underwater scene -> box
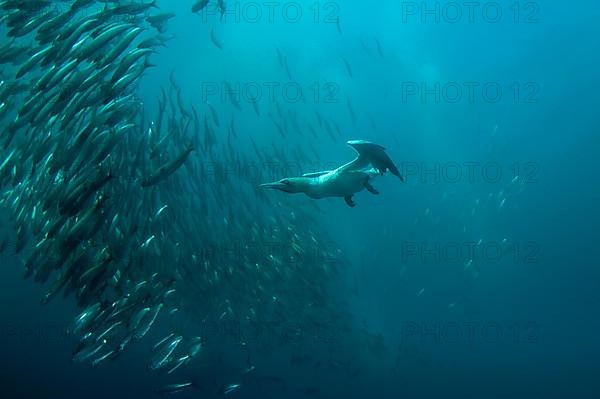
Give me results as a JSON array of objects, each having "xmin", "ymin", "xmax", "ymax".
[{"xmin": 1, "ymin": 0, "xmax": 599, "ymax": 398}]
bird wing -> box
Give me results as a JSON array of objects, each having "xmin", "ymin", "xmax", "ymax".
[
  {"xmin": 302, "ymin": 171, "xmax": 331, "ymax": 178},
  {"xmin": 338, "ymin": 140, "xmax": 404, "ymax": 181}
]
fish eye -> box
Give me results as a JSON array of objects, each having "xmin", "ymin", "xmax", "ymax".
[{"xmin": 281, "ymin": 179, "xmax": 290, "ymax": 185}]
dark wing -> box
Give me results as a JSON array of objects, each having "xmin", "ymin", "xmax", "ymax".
[{"xmin": 340, "ymin": 140, "xmax": 404, "ymax": 181}]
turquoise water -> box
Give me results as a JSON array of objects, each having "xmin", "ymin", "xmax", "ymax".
[{"xmin": 1, "ymin": 0, "xmax": 599, "ymax": 398}]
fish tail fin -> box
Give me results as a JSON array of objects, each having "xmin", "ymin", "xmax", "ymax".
[
  {"xmin": 187, "ymin": 141, "xmax": 195, "ymax": 152},
  {"xmin": 144, "ymin": 58, "xmax": 157, "ymax": 68}
]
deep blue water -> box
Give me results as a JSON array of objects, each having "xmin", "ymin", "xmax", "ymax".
[{"xmin": 1, "ymin": 0, "xmax": 600, "ymax": 398}]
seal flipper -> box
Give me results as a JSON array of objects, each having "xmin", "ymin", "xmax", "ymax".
[
  {"xmin": 364, "ymin": 181, "xmax": 379, "ymax": 195},
  {"xmin": 344, "ymin": 196, "xmax": 356, "ymax": 207}
]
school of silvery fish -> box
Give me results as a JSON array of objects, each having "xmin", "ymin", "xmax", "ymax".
[{"xmin": 0, "ymin": 0, "xmax": 352, "ymax": 394}]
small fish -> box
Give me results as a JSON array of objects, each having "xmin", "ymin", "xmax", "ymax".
[
  {"xmin": 346, "ymin": 97, "xmax": 356, "ymax": 125},
  {"xmin": 219, "ymin": 383, "xmax": 241, "ymax": 395},
  {"xmin": 146, "ymin": 13, "xmax": 176, "ymax": 33},
  {"xmin": 341, "ymin": 57, "xmax": 353, "ymax": 78},
  {"xmin": 154, "ymin": 205, "xmax": 168, "ymax": 219},
  {"xmin": 210, "ymin": 27, "xmax": 223, "ymax": 50},
  {"xmin": 243, "ymin": 365, "xmax": 256, "ymax": 374},
  {"xmin": 157, "ymin": 381, "xmax": 196, "ymax": 395},
  {"xmin": 192, "ymin": 0, "xmax": 210, "ymax": 13},
  {"xmin": 276, "ymin": 48, "xmax": 285, "ymax": 68},
  {"xmin": 141, "ymin": 144, "xmax": 194, "ymax": 187},
  {"xmin": 375, "ymin": 38, "xmax": 385, "ymax": 58},
  {"xmin": 148, "ymin": 335, "xmax": 183, "ymax": 371},
  {"xmin": 217, "ymin": 0, "xmax": 226, "ymax": 19}
]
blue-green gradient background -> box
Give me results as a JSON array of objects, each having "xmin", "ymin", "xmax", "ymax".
[{"xmin": 1, "ymin": 0, "xmax": 599, "ymax": 398}]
